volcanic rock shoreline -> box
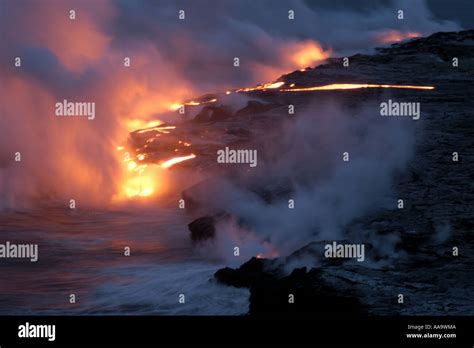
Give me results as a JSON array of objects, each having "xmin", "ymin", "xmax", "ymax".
[{"xmin": 181, "ymin": 30, "xmax": 474, "ymax": 316}]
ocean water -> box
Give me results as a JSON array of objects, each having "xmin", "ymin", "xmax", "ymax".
[{"xmin": 0, "ymin": 206, "xmax": 249, "ymax": 315}]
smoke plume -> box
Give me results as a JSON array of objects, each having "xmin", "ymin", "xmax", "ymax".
[{"xmin": 0, "ymin": 0, "xmax": 460, "ymax": 209}]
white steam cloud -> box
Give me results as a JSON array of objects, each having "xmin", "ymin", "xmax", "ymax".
[{"xmin": 194, "ymin": 100, "xmax": 416, "ymax": 262}]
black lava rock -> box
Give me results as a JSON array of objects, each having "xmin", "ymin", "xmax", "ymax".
[
  {"xmin": 188, "ymin": 216, "xmax": 216, "ymax": 243},
  {"xmin": 234, "ymin": 100, "xmax": 276, "ymax": 117},
  {"xmin": 215, "ymin": 257, "xmax": 277, "ymax": 288},
  {"xmin": 215, "ymin": 259, "xmax": 366, "ymax": 317},
  {"xmin": 193, "ymin": 106, "xmax": 232, "ymax": 123},
  {"xmin": 249, "ymin": 267, "xmax": 365, "ymax": 317}
]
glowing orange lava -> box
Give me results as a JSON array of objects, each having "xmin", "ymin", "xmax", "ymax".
[
  {"xmin": 236, "ymin": 81, "xmax": 285, "ymax": 92},
  {"xmin": 136, "ymin": 125, "xmax": 176, "ymax": 134},
  {"xmin": 115, "ymin": 74, "xmax": 433, "ymax": 201},
  {"xmin": 113, "ymin": 143, "xmax": 158, "ymax": 199},
  {"xmin": 114, "ymin": 114, "xmax": 199, "ymax": 200},
  {"xmin": 125, "ymin": 119, "xmax": 163, "ymax": 132},
  {"xmin": 161, "ymin": 154, "xmax": 196, "ymax": 169},
  {"xmin": 122, "ymin": 175, "xmax": 155, "ymax": 198},
  {"xmin": 280, "ymin": 83, "xmax": 435, "ymax": 92},
  {"xmin": 170, "ymin": 98, "xmax": 217, "ymax": 111},
  {"xmin": 117, "ymin": 153, "xmax": 158, "ymax": 198}
]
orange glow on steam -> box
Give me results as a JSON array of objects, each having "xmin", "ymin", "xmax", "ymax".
[
  {"xmin": 377, "ymin": 30, "xmax": 421, "ymax": 44},
  {"xmin": 289, "ymin": 40, "xmax": 331, "ymax": 68}
]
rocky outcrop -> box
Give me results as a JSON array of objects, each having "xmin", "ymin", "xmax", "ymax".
[
  {"xmin": 215, "ymin": 257, "xmax": 366, "ymax": 316},
  {"xmin": 193, "ymin": 105, "xmax": 232, "ymax": 123},
  {"xmin": 188, "ymin": 216, "xmax": 216, "ymax": 243},
  {"xmin": 215, "ymin": 257, "xmax": 278, "ymax": 288},
  {"xmin": 234, "ymin": 100, "xmax": 277, "ymax": 117},
  {"xmin": 249, "ymin": 267, "xmax": 365, "ymax": 316}
]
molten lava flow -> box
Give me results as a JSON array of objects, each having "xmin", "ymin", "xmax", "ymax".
[
  {"xmin": 114, "ymin": 145, "xmax": 160, "ymax": 199},
  {"xmin": 115, "ymin": 151, "xmax": 196, "ymax": 199},
  {"xmin": 161, "ymin": 154, "xmax": 196, "ymax": 169},
  {"xmin": 377, "ymin": 30, "xmax": 421, "ymax": 44},
  {"xmin": 234, "ymin": 82, "xmax": 434, "ymax": 94},
  {"xmin": 120, "ymin": 162, "xmax": 157, "ymax": 198},
  {"xmin": 170, "ymin": 98, "xmax": 217, "ymax": 111},
  {"xmin": 114, "ymin": 61, "xmax": 432, "ymax": 201},
  {"xmin": 280, "ymin": 83, "xmax": 435, "ymax": 92},
  {"xmin": 136, "ymin": 125, "xmax": 176, "ymax": 134},
  {"xmin": 120, "ymin": 156, "xmax": 156, "ymax": 198},
  {"xmin": 236, "ymin": 81, "xmax": 285, "ymax": 93},
  {"xmin": 199, "ymin": 81, "xmax": 435, "ymax": 101},
  {"xmin": 114, "ymin": 113, "xmax": 199, "ymax": 200},
  {"xmin": 122, "ymin": 174, "xmax": 155, "ymax": 198},
  {"xmin": 125, "ymin": 119, "xmax": 163, "ymax": 132}
]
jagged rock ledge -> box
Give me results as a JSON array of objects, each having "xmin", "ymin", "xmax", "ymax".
[{"xmin": 214, "ymin": 257, "xmax": 366, "ymax": 316}]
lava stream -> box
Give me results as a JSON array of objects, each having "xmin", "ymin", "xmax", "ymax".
[
  {"xmin": 280, "ymin": 83, "xmax": 435, "ymax": 91},
  {"xmin": 170, "ymin": 98, "xmax": 217, "ymax": 111},
  {"xmin": 161, "ymin": 154, "xmax": 196, "ymax": 169},
  {"xmin": 235, "ymin": 81, "xmax": 285, "ymax": 92}
]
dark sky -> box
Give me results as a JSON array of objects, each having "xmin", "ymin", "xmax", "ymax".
[
  {"xmin": 427, "ymin": 0, "xmax": 473, "ymax": 28},
  {"xmin": 304, "ymin": 0, "xmax": 473, "ymax": 29}
]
